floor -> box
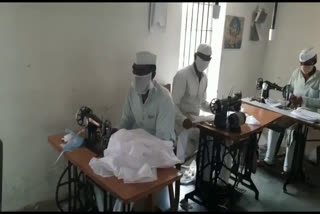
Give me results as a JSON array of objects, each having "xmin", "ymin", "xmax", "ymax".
[{"xmin": 19, "ymin": 143, "xmax": 320, "ymax": 212}]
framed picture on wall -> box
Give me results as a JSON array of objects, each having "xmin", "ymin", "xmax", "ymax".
[{"xmin": 223, "ymin": 15, "xmax": 245, "ymax": 49}]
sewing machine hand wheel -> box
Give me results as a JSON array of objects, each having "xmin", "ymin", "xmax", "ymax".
[
  {"xmin": 75, "ymin": 106, "xmax": 93, "ymax": 127},
  {"xmin": 210, "ymin": 98, "xmax": 220, "ymax": 114},
  {"xmin": 256, "ymin": 78, "xmax": 263, "ymax": 90},
  {"xmin": 282, "ymin": 84, "xmax": 291, "ymax": 100}
]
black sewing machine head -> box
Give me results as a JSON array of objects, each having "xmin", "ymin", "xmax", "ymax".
[
  {"xmin": 255, "ymin": 78, "xmax": 291, "ymax": 104},
  {"xmin": 75, "ymin": 106, "xmax": 112, "ymax": 157},
  {"xmin": 210, "ymin": 92, "xmax": 246, "ymax": 132}
]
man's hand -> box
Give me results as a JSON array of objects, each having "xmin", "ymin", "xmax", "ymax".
[
  {"xmin": 289, "ymin": 95, "xmax": 303, "ymax": 107},
  {"xmin": 183, "ymin": 118, "xmax": 193, "ymax": 129}
]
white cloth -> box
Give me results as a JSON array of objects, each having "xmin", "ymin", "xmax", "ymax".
[
  {"xmin": 291, "ymin": 107, "xmax": 320, "ymax": 123},
  {"xmin": 89, "ymin": 128, "xmax": 181, "ymax": 183},
  {"xmin": 172, "ymin": 65, "xmax": 211, "ymax": 134},
  {"xmin": 245, "ymin": 115, "xmax": 261, "ymax": 126},
  {"xmin": 195, "ymin": 57, "xmax": 210, "ymax": 72},
  {"xmin": 119, "ymin": 81, "xmax": 176, "ymax": 143},
  {"xmin": 299, "ymin": 47, "xmax": 316, "ymax": 62},
  {"xmin": 133, "ymin": 73, "xmax": 153, "ymax": 95},
  {"xmin": 197, "ymin": 44, "xmax": 212, "ymax": 56},
  {"xmin": 190, "ymin": 114, "xmax": 215, "ymax": 123},
  {"xmin": 288, "ymin": 68, "xmax": 320, "ymax": 112},
  {"xmin": 264, "ymin": 128, "xmax": 295, "ymax": 172},
  {"xmin": 264, "ymin": 129, "xmax": 281, "ymax": 165},
  {"xmin": 136, "ymin": 51, "xmax": 157, "ymax": 65}
]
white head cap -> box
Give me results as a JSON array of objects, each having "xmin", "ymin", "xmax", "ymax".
[
  {"xmin": 197, "ymin": 44, "xmax": 212, "ymax": 56},
  {"xmin": 299, "ymin": 47, "xmax": 317, "ymax": 63},
  {"xmin": 136, "ymin": 51, "xmax": 157, "ymax": 65}
]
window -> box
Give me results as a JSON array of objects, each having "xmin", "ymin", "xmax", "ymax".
[{"xmin": 178, "ymin": 2, "xmax": 226, "ymax": 102}]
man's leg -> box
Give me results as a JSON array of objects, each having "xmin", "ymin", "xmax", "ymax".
[
  {"xmin": 264, "ymin": 129, "xmax": 281, "ymax": 165},
  {"xmin": 179, "ymin": 128, "xmax": 200, "ymax": 184},
  {"xmin": 283, "ymin": 124, "xmax": 298, "ymax": 172},
  {"xmin": 283, "ymin": 140, "xmax": 296, "ymax": 172},
  {"xmin": 264, "ymin": 118, "xmax": 296, "ymax": 165}
]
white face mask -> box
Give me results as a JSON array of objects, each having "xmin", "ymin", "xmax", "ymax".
[
  {"xmin": 195, "ymin": 57, "xmax": 210, "ymax": 72},
  {"xmin": 133, "ymin": 73, "xmax": 153, "ymax": 95},
  {"xmin": 300, "ymin": 65, "xmax": 314, "ymax": 74}
]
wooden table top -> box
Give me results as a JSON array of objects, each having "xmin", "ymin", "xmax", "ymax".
[
  {"xmin": 242, "ymin": 97, "xmax": 320, "ymax": 130},
  {"xmin": 48, "ymin": 134, "xmax": 182, "ymax": 204},
  {"xmin": 197, "ymin": 103, "xmax": 283, "ymax": 140}
]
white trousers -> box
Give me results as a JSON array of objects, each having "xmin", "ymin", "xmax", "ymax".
[
  {"xmin": 264, "ymin": 129, "xmax": 295, "ymax": 172},
  {"xmin": 176, "ymin": 128, "xmax": 200, "ymax": 163},
  {"xmin": 93, "ymin": 185, "xmax": 170, "ymax": 211}
]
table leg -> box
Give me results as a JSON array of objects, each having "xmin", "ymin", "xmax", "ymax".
[
  {"xmin": 73, "ymin": 165, "xmax": 78, "ymax": 211},
  {"xmin": 145, "ymin": 194, "xmax": 155, "ymax": 212},
  {"xmin": 68, "ymin": 161, "xmax": 72, "ymax": 212}
]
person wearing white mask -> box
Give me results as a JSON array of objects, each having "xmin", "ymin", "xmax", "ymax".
[
  {"xmin": 94, "ymin": 51, "xmax": 176, "ymax": 211},
  {"xmin": 262, "ymin": 47, "xmax": 320, "ymax": 173},
  {"xmin": 172, "ymin": 44, "xmax": 212, "ymax": 164},
  {"xmin": 172, "ymin": 44, "xmax": 234, "ymax": 187}
]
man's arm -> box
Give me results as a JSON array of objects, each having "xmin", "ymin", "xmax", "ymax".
[
  {"xmin": 118, "ymin": 92, "xmax": 135, "ymax": 129},
  {"xmin": 155, "ymin": 96, "xmax": 176, "ymax": 143},
  {"xmin": 289, "ymin": 69, "xmax": 320, "ymax": 109},
  {"xmin": 301, "ymin": 93, "xmax": 320, "ymax": 109},
  {"xmin": 172, "ymin": 72, "xmax": 188, "ymax": 125}
]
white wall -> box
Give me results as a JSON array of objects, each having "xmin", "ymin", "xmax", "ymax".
[
  {"xmin": 216, "ymin": 3, "xmax": 274, "ymax": 98},
  {"xmin": 0, "ymin": 3, "xmax": 182, "ymax": 210},
  {"xmin": 262, "ymin": 3, "xmax": 320, "ymax": 92}
]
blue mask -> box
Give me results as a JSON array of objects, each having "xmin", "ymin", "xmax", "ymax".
[{"xmin": 54, "ymin": 129, "xmax": 84, "ymax": 164}]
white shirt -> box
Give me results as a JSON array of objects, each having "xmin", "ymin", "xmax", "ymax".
[
  {"xmin": 289, "ymin": 67, "xmax": 320, "ymax": 112},
  {"xmin": 119, "ymin": 80, "xmax": 176, "ymax": 143},
  {"xmin": 172, "ymin": 64, "xmax": 211, "ymax": 133}
]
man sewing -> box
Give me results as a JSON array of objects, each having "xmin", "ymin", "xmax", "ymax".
[
  {"xmin": 94, "ymin": 51, "xmax": 176, "ymax": 211},
  {"xmin": 172, "ymin": 44, "xmax": 212, "ymax": 174},
  {"xmin": 262, "ymin": 47, "xmax": 320, "ymax": 173},
  {"xmin": 172, "ymin": 44, "xmax": 233, "ymax": 187}
]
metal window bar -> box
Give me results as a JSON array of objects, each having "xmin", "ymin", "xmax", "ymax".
[{"xmin": 181, "ymin": 2, "xmax": 214, "ymax": 68}]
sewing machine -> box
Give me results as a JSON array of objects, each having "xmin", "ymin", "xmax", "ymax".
[
  {"xmin": 75, "ymin": 106, "xmax": 112, "ymax": 156},
  {"xmin": 254, "ymin": 78, "xmax": 291, "ymax": 107},
  {"xmin": 210, "ymin": 92, "xmax": 246, "ymax": 132}
]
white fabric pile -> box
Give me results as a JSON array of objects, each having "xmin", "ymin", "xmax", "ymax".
[
  {"xmin": 291, "ymin": 107, "xmax": 320, "ymax": 123},
  {"xmin": 190, "ymin": 114, "xmax": 215, "ymax": 123},
  {"xmin": 89, "ymin": 128, "xmax": 181, "ymax": 183}
]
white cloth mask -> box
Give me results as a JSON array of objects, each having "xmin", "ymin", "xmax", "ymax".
[
  {"xmin": 133, "ymin": 73, "xmax": 153, "ymax": 95},
  {"xmin": 301, "ymin": 65, "xmax": 314, "ymax": 74},
  {"xmin": 195, "ymin": 57, "xmax": 210, "ymax": 72}
]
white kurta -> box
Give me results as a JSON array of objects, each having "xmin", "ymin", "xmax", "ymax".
[
  {"xmin": 172, "ymin": 64, "xmax": 211, "ymax": 162},
  {"xmin": 172, "ymin": 64, "xmax": 211, "ymax": 134},
  {"xmin": 265, "ymin": 67, "xmax": 320, "ymax": 172}
]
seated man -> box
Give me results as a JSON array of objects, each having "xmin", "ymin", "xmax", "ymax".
[
  {"xmin": 94, "ymin": 51, "xmax": 176, "ymax": 211},
  {"xmin": 263, "ymin": 47, "xmax": 320, "ymax": 173},
  {"xmin": 172, "ymin": 44, "xmax": 212, "ymax": 164},
  {"xmin": 172, "ymin": 44, "xmax": 232, "ymax": 185}
]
